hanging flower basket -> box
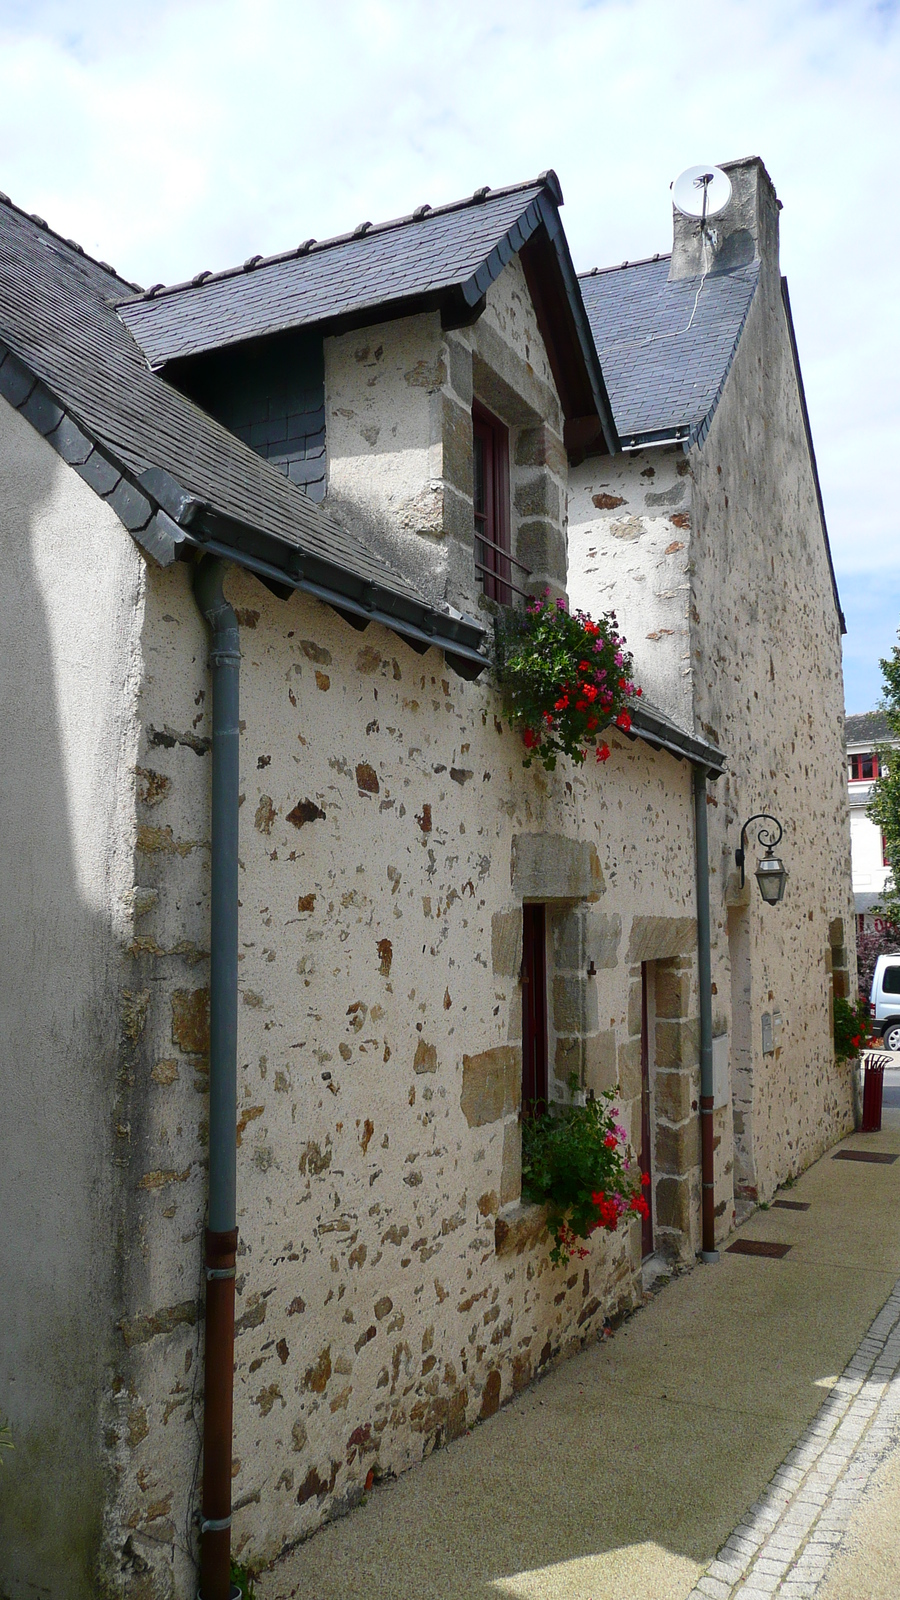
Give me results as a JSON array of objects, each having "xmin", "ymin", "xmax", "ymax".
[
  {"xmin": 492, "ymin": 594, "xmax": 641, "ymax": 772},
  {"xmin": 521, "ymin": 1088, "xmax": 649, "ymax": 1266}
]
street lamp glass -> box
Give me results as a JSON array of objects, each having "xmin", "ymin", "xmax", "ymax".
[{"xmin": 755, "ymin": 854, "xmax": 787, "ymax": 904}]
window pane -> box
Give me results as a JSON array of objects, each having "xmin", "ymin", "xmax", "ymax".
[{"xmin": 883, "ymin": 964, "xmax": 900, "ymax": 994}]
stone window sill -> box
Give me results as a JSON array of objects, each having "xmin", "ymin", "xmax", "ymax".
[{"xmin": 494, "ymin": 1200, "xmax": 549, "ymax": 1257}]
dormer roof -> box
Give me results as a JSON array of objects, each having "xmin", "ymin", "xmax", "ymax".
[{"xmin": 117, "ymin": 174, "xmax": 618, "ymax": 459}]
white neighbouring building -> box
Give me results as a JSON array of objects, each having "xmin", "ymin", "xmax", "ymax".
[{"xmin": 845, "ymin": 710, "xmax": 898, "ymax": 933}]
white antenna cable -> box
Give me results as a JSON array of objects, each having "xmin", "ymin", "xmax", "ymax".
[{"xmin": 656, "ymin": 164, "xmax": 734, "ymax": 340}]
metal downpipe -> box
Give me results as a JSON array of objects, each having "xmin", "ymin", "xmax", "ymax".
[
  {"xmin": 193, "ymin": 555, "xmax": 241, "ymax": 1600},
  {"xmin": 693, "ymin": 764, "xmax": 720, "ymax": 1264}
]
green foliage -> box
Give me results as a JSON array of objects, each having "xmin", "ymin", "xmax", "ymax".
[
  {"xmin": 867, "ymin": 633, "xmax": 900, "ymax": 923},
  {"xmin": 492, "ymin": 594, "xmax": 640, "ymax": 772},
  {"xmin": 230, "ymin": 1560, "xmax": 257, "ymax": 1599},
  {"xmin": 833, "ymin": 994, "xmax": 871, "ymax": 1060},
  {"xmin": 520, "ymin": 1087, "xmax": 648, "ymax": 1265}
]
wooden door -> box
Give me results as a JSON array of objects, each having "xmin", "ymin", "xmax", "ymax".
[
  {"xmin": 521, "ymin": 904, "xmax": 548, "ymax": 1117},
  {"xmin": 640, "ymin": 964, "xmax": 654, "ymax": 1257}
]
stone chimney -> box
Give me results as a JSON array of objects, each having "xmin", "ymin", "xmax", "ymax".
[{"xmin": 668, "ymin": 156, "xmax": 781, "ymax": 281}]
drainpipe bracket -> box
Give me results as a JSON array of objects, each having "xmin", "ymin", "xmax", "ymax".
[{"xmin": 700, "ymin": 1250, "xmax": 721, "ymax": 1264}]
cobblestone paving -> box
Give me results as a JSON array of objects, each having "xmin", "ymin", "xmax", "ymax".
[{"xmin": 687, "ymin": 1279, "xmax": 900, "ymax": 1600}]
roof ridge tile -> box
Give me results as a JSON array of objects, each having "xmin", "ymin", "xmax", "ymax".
[{"xmin": 116, "ymin": 174, "xmax": 555, "ymax": 307}]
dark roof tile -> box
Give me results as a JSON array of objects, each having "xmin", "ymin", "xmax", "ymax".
[
  {"xmin": 578, "ymin": 255, "xmax": 759, "ymax": 441},
  {"xmin": 116, "ymin": 181, "xmax": 548, "ymax": 366},
  {"xmin": 0, "ymin": 199, "xmax": 431, "ymax": 613}
]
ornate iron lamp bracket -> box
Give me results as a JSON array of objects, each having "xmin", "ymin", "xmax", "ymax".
[{"xmin": 735, "ymin": 813, "xmax": 784, "ymax": 889}]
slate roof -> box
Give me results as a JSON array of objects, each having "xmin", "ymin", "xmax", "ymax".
[
  {"xmin": 118, "ymin": 181, "xmax": 551, "ymax": 365},
  {"xmin": 115, "ymin": 175, "xmax": 617, "ymax": 457},
  {"xmin": 846, "ymin": 712, "xmax": 894, "ymax": 747},
  {"xmin": 0, "ymin": 193, "xmax": 486, "ymax": 671},
  {"xmin": 578, "ymin": 255, "xmax": 759, "ymax": 444}
]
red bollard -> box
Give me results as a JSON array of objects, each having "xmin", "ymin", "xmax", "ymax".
[{"xmin": 861, "ymin": 1050, "xmax": 885, "ymax": 1133}]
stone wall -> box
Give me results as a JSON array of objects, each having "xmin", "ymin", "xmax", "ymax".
[
  {"xmin": 104, "ymin": 556, "xmax": 702, "ymax": 1591},
  {"xmin": 324, "ymin": 255, "xmax": 567, "ymax": 620},
  {"xmin": 569, "ymin": 156, "xmax": 855, "ymax": 1236},
  {"xmin": 690, "ymin": 160, "xmax": 855, "ymax": 1199}
]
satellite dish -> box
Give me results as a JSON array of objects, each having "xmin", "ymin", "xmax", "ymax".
[{"xmin": 671, "ymin": 165, "xmax": 732, "ymax": 220}]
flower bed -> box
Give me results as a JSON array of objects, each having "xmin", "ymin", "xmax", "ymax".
[
  {"xmin": 492, "ymin": 593, "xmax": 640, "ymax": 772},
  {"xmin": 521, "ymin": 1088, "xmax": 649, "ymax": 1265}
]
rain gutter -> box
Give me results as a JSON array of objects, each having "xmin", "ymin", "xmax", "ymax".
[
  {"xmin": 193, "ymin": 555, "xmax": 242, "ymax": 1600},
  {"xmin": 693, "ymin": 764, "xmax": 720, "ymax": 1263}
]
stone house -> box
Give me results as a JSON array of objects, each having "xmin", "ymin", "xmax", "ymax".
[{"xmin": 0, "ymin": 159, "xmax": 851, "ymax": 1599}]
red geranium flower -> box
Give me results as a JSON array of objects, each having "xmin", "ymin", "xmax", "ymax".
[
  {"xmin": 596, "ymin": 743, "xmax": 611, "ymax": 763},
  {"xmin": 641, "ymin": 1172, "xmax": 650, "ymax": 1186},
  {"xmin": 615, "ymin": 710, "xmax": 632, "ymax": 732},
  {"xmin": 522, "ymin": 728, "xmax": 539, "ymax": 749},
  {"xmin": 555, "ymin": 696, "xmax": 569, "ymax": 712}
]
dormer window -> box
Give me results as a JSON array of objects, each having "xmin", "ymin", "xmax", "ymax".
[{"xmin": 473, "ymin": 402, "xmax": 511, "ymax": 605}]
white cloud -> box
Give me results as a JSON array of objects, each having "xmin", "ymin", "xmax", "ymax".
[{"xmin": 0, "ymin": 0, "xmax": 897, "ymax": 700}]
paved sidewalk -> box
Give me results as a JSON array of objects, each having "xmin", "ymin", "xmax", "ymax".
[
  {"xmin": 259, "ymin": 1111, "xmax": 900, "ymax": 1600},
  {"xmin": 685, "ymin": 1277, "xmax": 900, "ymax": 1598}
]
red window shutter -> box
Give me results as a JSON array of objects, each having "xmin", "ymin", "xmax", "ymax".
[
  {"xmin": 521, "ymin": 903, "xmax": 548, "ymax": 1117},
  {"xmin": 473, "ymin": 403, "xmax": 511, "ymax": 606}
]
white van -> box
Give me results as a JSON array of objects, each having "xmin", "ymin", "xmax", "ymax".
[{"xmin": 869, "ymin": 955, "xmax": 900, "ymax": 1051}]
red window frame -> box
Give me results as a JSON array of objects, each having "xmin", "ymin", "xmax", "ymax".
[
  {"xmin": 521, "ymin": 903, "xmax": 548, "ymax": 1118},
  {"xmin": 850, "ymin": 752, "xmax": 879, "ymax": 782},
  {"xmin": 473, "ymin": 402, "xmax": 512, "ymax": 606}
]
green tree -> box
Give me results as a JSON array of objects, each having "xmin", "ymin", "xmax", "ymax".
[{"xmin": 867, "ymin": 634, "xmax": 900, "ymax": 925}]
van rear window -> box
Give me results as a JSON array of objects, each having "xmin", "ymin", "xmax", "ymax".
[{"xmin": 883, "ymin": 965, "xmax": 900, "ymax": 994}]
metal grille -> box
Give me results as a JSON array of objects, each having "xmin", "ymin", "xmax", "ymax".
[
  {"xmin": 727, "ymin": 1239, "xmax": 792, "ymax": 1259},
  {"xmin": 833, "ymin": 1150, "xmax": 898, "ymax": 1164}
]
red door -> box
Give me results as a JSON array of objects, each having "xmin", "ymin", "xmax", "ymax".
[
  {"xmin": 521, "ymin": 904, "xmax": 548, "ymax": 1117},
  {"xmin": 640, "ymin": 964, "xmax": 654, "ymax": 1257}
]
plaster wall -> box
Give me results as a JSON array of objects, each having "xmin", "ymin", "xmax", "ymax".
[
  {"xmin": 849, "ymin": 796, "xmax": 888, "ymax": 894},
  {"xmin": 111, "ymin": 556, "xmax": 703, "ymax": 1590},
  {"xmin": 0, "ymin": 397, "xmax": 145, "ymax": 1599},
  {"xmin": 568, "ymin": 445, "xmax": 694, "ymax": 729}
]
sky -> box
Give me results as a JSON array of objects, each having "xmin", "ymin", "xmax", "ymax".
[{"xmin": 0, "ymin": 0, "xmax": 897, "ymax": 711}]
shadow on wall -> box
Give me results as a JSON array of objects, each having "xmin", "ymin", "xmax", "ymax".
[{"xmin": 0, "ymin": 401, "xmax": 138, "ymax": 1598}]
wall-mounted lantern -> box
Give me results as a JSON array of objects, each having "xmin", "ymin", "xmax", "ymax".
[{"xmin": 736, "ymin": 813, "xmax": 788, "ymax": 904}]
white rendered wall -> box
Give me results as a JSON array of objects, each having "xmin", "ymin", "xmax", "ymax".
[{"xmin": 0, "ymin": 396, "xmax": 145, "ymax": 1599}]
